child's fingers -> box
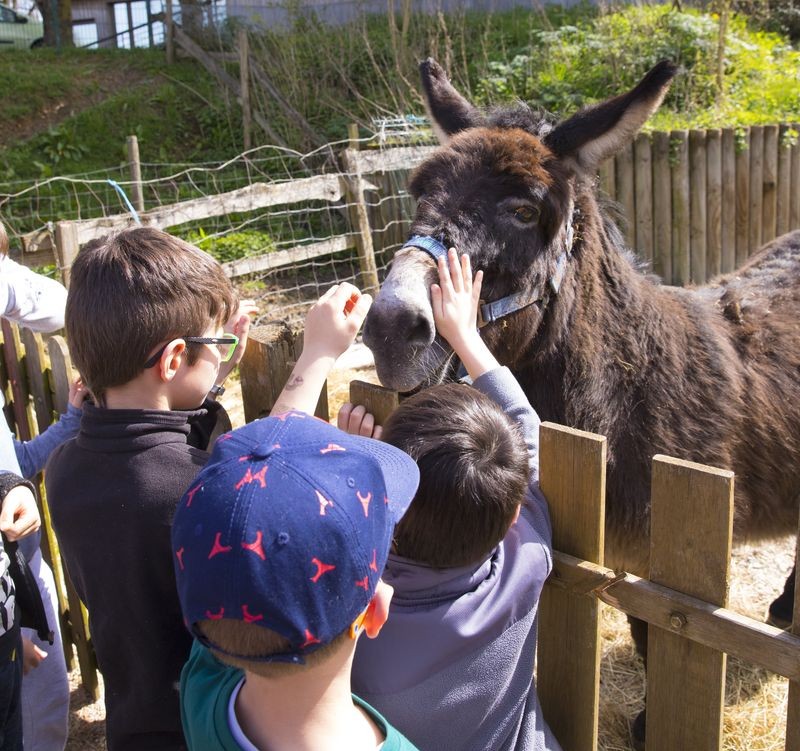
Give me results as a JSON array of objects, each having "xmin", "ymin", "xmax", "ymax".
[
  {"xmin": 461, "ymin": 253, "xmax": 472, "ymax": 292},
  {"xmin": 472, "ymin": 269, "xmax": 484, "ymax": 304},
  {"xmin": 337, "ymin": 402, "xmax": 354, "ymax": 432},
  {"xmin": 317, "ymin": 284, "xmax": 342, "ymax": 305},
  {"xmin": 347, "ymin": 293, "xmax": 372, "ymax": 327},
  {"xmin": 344, "ymin": 404, "xmax": 369, "ymax": 436},
  {"xmin": 372, "ymin": 424, "xmax": 383, "ymax": 441},
  {"xmin": 430, "ymin": 283, "xmax": 443, "ymax": 321},
  {"xmin": 448, "ymin": 248, "xmax": 463, "ymax": 293},
  {"xmin": 437, "ymin": 256, "xmax": 454, "ymax": 299}
]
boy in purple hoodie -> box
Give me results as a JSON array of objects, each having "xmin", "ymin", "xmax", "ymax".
[{"xmin": 348, "ymin": 248, "xmax": 562, "ymax": 751}]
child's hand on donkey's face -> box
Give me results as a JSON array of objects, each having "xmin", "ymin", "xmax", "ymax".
[
  {"xmin": 431, "ymin": 248, "xmax": 483, "ymax": 350},
  {"xmin": 304, "ymin": 283, "xmax": 372, "ymax": 362},
  {"xmin": 337, "ymin": 402, "xmax": 382, "ymax": 440}
]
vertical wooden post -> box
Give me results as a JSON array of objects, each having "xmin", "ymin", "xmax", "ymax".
[
  {"xmin": 791, "ymin": 123, "xmax": 800, "ymax": 231},
  {"xmin": 615, "ymin": 143, "xmax": 636, "ymax": 250},
  {"xmin": 671, "ymin": 131, "xmax": 690, "ymax": 286},
  {"xmin": 342, "ymin": 128, "xmax": 380, "ymax": 295},
  {"xmin": 720, "ymin": 128, "xmax": 736, "ymax": 273},
  {"xmin": 748, "ymin": 126, "xmax": 764, "ymax": 253},
  {"xmin": 706, "ymin": 129, "xmax": 722, "ymax": 279},
  {"xmin": 54, "ymin": 221, "xmax": 79, "ymax": 287},
  {"xmin": 238, "ymin": 323, "xmax": 328, "ymax": 423},
  {"xmin": 762, "ymin": 124, "xmax": 779, "ymax": 244},
  {"xmin": 777, "ymin": 124, "xmax": 792, "ymax": 237},
  {"xmin": 165, "ymin": 0, "xmax": 174, "ymax": 64},
  {"xmin": 651, "ymin": 131, "xmax": 672, "ymax": 282},
  {"xmin": 735, "ymin": 127, "xmax": 751, "ymax": 267},
  {"xmin": 538, "ymin": 424, "xmax": 606, "ymax": 751},
  {"xmin": 238, "ymin": 27, "xmax": 252, "ymax": 152},
  {"xmin": 786, "ymin": 515, "xmax": 800, "ymax": 750},
  {"xmin": 689, "ymin": 130, "xmax": 707, "ymax": 283},
  {"xmin": 349, "ymin": 380, "xmax": 399, "ymax": 427},
  {"xmin": 0, "ymin": 320, "xmax": 32, "ymax": 442},
  {"xmin": 634, "ymin": 133, "xmax": 654, "ymax": 266},
  {"xmin": 126, "ymin": 135, "xmax": 145, "ymax": 214},
  {"xmin": 646, "ymin": 456, "xmax": 733, "ymax": 751}
]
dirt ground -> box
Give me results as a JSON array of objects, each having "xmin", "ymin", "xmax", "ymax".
[{"xmin": 63, "ymin": 353, "xmax": 797, "ymax": 750}]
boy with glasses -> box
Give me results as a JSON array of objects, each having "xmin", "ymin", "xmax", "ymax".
[{"xmin": 45, "ymin": 227, "xmax": 252, "ymax": 751}]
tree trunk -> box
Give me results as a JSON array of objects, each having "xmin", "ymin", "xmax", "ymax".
[{"xmin": 35, "ymin": 0, "xmax": 73, "ymax": 47}]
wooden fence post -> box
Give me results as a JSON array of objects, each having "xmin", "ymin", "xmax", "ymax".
[
  {"xmin": 54, "ymin": 221, "xmax": 79, "ymax": 288},
  {"xmin": 165, "ymin": 0, "xmax": 174, "ymax": 64},
  {"xmin": 748, "ymin": 126, "xmax": 764, "ymax": 253},
  {"xmin": 46, "ymin": 335, "xmax": 100, "ymax": 700},
  {"xmin": 706, "ymin": 129, "xmax": 722, "ymax": 279},
  {"xmin": 762, "ymin": 125, "xmax": 779, "ymax": 244},
  {"xmin": 791, "ymin": 123, "xmax": 800, "ymax": 231},
  {"xmin": 645, "ymin": 456, "xmax": 734, "ymax": 750},
  {"xmin": 349, "ymin": 380, "xmax": 399, "ymax": 427},
  {"xmin": 689, "ymin": 130, "xmax": 707, "ymax": 283},
  {"xmin": 720, "ymin": 128, "xmax": 736, "ymax": 273},
  {"xmin": 237, "ymin": 28, "xmax": 252, "ymax": 152},
  {"xmin": 670, "ymin": 130, "xmax": 690, "ymax": 286},
  {"xmin": 634, "ymin": 133, "xmax": 653, "ymax": 266},
  {"xmin": 735, "ymin": 127, "xmax": 751, "ymax": 267},
  {"xmin": 343, "ymin": 126, "xmax": 380, "ymax": 295},
  {"xmin": 616, "ymin": 143, "xmax": 636, "ymax": 250},
  {"xmin": 777, "ymin": 124, "xmax": 792, "ymax": 237},
  {"xmin": 786, "ymin": 522, "xmax": 800, "ymax": 750},
  {"xmin": 126, "ymin": 135, "xmax": 145, "ymax": 214},
  {"xmin": 651, "ymin": 131, "xmax": 671, "ymax": 282},
  {"xmin": 238, "ymin": 323, "xmax": 328, "ymax": 423},
  {"xmin": 538, "ymin": 423, "xmax": 607, "ymax": 751}
]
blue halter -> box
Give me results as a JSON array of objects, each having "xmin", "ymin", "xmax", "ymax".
[{"xmin": 400, "ymin": 224, "xmax": 574, "ymax": 328}]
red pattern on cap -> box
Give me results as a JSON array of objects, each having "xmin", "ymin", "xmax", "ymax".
[
  {"xmin": 357, "ymin": 490, "xmax": 372, "ymax": 517},
  {"xmin": 355, "ymin": 576, "xmax": 369, "ymax": 590},
  {"xmin": 315, "ymin": 490, "xmax": 333, "ymax": 516},
  {"xmin": 185, "ymin": 484, "xmax": 202, "ymax": 507},
  {"xmin": 310, "ymin": 557, "xmax": 336, "ymax": 583},
  {"xmin": 320, "ymin": 443, "xmax": 346, "ymax": 454},
  {"xmin": 242, "ymin": 604, "xmax": 264, "ymax": 623},
  {"xmin": 235, "ymin": 465, "xmax": 268, "ymax": 490},
  {"xmin": 301, "ymin": 629, "xmax": 320, "ymax": 648},
  {"xmin": 241, "ymin": 530, "xmax": 266, "ymax": 560},
  {"xmin": 208, "ymin": 532, "xmax": 233, "ymax": 559},
  {"xmin": 206, "ymin": 607, "xmax": 225, "ymax": 620},
  {"xmin": 369, "ymin": 549, "xmax": 378, "ymax": 573},
  {"xmin": 175, "ymin": 547, "xmax": 185, "ymax": 570}
]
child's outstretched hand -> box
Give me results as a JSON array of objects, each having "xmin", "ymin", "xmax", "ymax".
[
  {"xmin": 303, "ymin": 283, "xmax": 372, "ymax": 363},
  {"xmin": 216, "ymin": 299, "xmax": 258, "ymax": 384},
  {"xmin": 0, "ymin": 484, "xmax": 40, "ymax": 542},
  {"xmin": 337, "ymin": 403, "xmax": 382, "ymax": 440},
  {"xmin": 431, "ymin": 248, "xmax": 499, "ymax": 381},
  {"xmin": 68, "ymin": 377, "xmax": 89, "ymax": 409}
]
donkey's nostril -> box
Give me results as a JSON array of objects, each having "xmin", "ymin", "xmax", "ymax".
[{"xmin": 407, "ymin": 311, "xmax": 434, "ymax": 348}]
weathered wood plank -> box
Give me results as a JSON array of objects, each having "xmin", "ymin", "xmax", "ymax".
[
  {"xmin": 0, "ymin": 319, "xmax": 32, "ymax": 441},
  {"xmin": 749, "ymin": 126, "xmax": 764, "ymax": 253},
  {"xmin": 735, "ymin": 127, "xmax": 751, "ymax": 267},
  {"xmin": 615, "ymin": 143, "xmax": 636, "ymax": 250},
  {"xmin": 538, "ymin": 423, "xmax": 606, "ymax": 751},
  {"xmin": 671, "ymin": 131, "xmax": 691, "ymax": 286},
  {"xmin": 69, "ymin": 176, "xmax": 344, "ymax": 245},
  {"xmin": 706, "ymin": 129, "xmax": 722, "ymax": 279},
  {"xmin": 777, "ymin": 124, "xmax": 792, "ymax": 236},
  {"xmin": 348, "ymin": 380, "xmax": 400, "ymax": 427},
  {"xmin": 689, "ymin": 130, "xmax": 708, "ymax": 283},
  {"xmin": 549, "ymin": 552, "xmax": 800, "ymax": 681},
  {"xmin": 721, "ymin": 128, "xmax": 736, "ymax": 273},
  {"xmin": 634, "ymin": 133, "xmax": 654, "ymax": 265},
  {"xmin": 762, "ymin": 124, "xmax": 779, "ymax": 244},
  {"xmin": 652, "ymin": 131, "xmax": 672, "ymax": 282},
  {"xmin": 352, "ymin": 145, "xmax": 439, "ymax": 175},
  {"xmin": 222, "ymin": 235, "xmax": 354, "ymax": 278},
  {"xmin": 646, "ymin": 456, "xmax": 733, "ymax": 751},
  {"xmin": 791, "ymin": 123, "xmax": 800, "ymax": 231},
  {"xmin": 54, "ymin": 222, "xmax": 79, "ymax": 288},
  {"xmin": 343, "ymin": 140, "xmax": 380, "ymax": 294},
  {"xmin": 785, "ymin": 526, "xmax": 800, "ymax": 749}
]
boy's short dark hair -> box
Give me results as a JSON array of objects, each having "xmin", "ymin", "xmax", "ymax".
[
  {"xmin": 66, "ymin": 227, "xmax": 237, "ymax": 399},
  {"xmin": 383, "ymin": 383, "xmax": 529, "ymax": 568}
]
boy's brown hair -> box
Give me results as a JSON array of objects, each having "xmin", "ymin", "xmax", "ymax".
[
  {"xmin": 383, "ymin": 382, "xmax": 528, "ymax": 568},
  {"xmin": 66, "ymin": 227, "xmax": 237, "ymax": 400},
  {"xmin": 198, "ymin": 620, "xmax": 350, "ymax": 679}
]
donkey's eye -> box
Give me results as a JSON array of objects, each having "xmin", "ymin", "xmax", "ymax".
[{"xmin": 513, "ymin": 206, "xmax": 539, "ymax": 224}]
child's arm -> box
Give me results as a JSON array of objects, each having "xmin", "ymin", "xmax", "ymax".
[
  {"xmin": 15, "ymin": 377, "xmax": 87, "ymax": 479},
  {"xmin": 271, "ymin": 283, "xmax": 371, "ymax": 416}
]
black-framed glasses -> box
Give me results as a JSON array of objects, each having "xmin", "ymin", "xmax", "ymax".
[{"xmin": 143, "ymin": 335, "xmax": 240, "ymax": 369}]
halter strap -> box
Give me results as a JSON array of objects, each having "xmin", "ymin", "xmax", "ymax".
[{"xmin": 401, "ymin": 217, "xmax": 575, "ymax": 328}]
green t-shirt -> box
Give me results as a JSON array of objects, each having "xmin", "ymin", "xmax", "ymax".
[{"xmin": 180, "ymin": 640, "xmax": 420, "ymax": 751}]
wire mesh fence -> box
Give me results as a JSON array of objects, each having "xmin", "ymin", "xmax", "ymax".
[{"xmin": 0, "ymin": 124, "xmax": 437, "ymax": 326}]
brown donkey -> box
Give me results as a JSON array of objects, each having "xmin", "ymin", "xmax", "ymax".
[{"xmin": 362, "ymin": 58, "xmax": 800, "ymax": 738}]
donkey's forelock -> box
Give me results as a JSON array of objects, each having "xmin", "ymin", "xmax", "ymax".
[{"xmin": 485, "ymin": 102, "xmax": 557, "ymax": 140}]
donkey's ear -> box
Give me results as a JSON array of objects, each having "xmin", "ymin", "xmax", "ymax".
[
  {"xmin": 420, "ymin": 58, "xmax": 484, "ymax": 144},
  {"xmin": 543, "ymin": 61, "xmax": 678, "ymax": 171}
]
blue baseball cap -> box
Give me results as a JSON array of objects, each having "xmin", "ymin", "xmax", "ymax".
[{"xmin": 171, "ymin": 411, "xmax": 419, "ymax": 663}]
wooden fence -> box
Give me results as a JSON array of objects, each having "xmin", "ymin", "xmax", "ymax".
[
  {"xmin": 239, "ymin": 324, "xmax": 800, "ymax": 751},
  {"xmin": 17, "ymin": 123, "xmax": 800, "ymax": 292}
]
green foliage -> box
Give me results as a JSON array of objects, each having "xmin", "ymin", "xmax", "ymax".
[
  {"xmin": 183, "ymin": 227, "xmax": 275, "ymax": 264},
  {"xmin": 475, "ymin": 5, "xmax": 800, "ymax": 129}
]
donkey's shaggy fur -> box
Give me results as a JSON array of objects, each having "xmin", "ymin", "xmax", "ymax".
[{"xmin": 363, "ymin": 60, "xmax": 800, "ymax": 576}]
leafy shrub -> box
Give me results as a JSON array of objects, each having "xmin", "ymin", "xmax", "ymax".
[
  {"xmin": 183, "ymin": 227, "xmax": 275, "ymax": 264},
  {"xmin": 476, "ymin": 5, "xmax": 800, "ymax": 129}
]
